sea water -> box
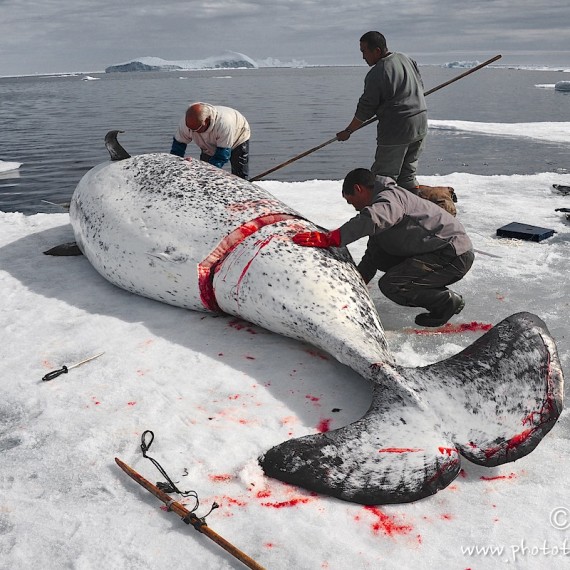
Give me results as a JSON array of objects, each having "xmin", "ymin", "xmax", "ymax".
[{"xmin": 0, "ymin": 65, "xmax": 568, "ymax": 214}]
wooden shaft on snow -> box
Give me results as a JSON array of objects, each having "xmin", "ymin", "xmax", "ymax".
[
  {"xmin": 115, "ymin": 458, "xmax": 266, "ymax": 570},
  {"xmin": 249, "ymin": 54, "xmax": 502, "ymax": 182}
]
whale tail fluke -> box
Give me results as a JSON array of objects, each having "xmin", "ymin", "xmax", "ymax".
[
  {"xmin": 260, "ymin": 386, "xmax": 461, "ymax": 505},
  {"xmin": 104, "ymin": 130, "xmax": 131, "ymax": 161},
  {"xmin": 417, "ymin": 311, "xmax": 563, "ymax": 467},
  {"xmin": 260, "ymin": 312, "xmax": 563, "ymax": 504}
]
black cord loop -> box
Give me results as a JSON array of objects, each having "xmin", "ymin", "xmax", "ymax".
[{"xmin": 139, "ymin": 430, "xmax": 218, "ymax": 522}]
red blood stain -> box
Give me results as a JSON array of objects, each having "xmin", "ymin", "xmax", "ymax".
[
  {"xmin": 362, "ymin": 506, "xmax": 413, "ymax": 536},
  {"xmin": 256, "ymin": 490, "xmax": 271, "ymax": 498},
  {"xmin": 228, "ymin": 319, "xmax": 258, "ymax": 334},
  {"xmin": 341, "ymin": 304, "xmax": 348, "ymax": 309},
  {"xmin": 316, "ymin": 418, "xmax": 331, "ymax": 433},
  {"xmin": 235, "ymin": 236, "xmax": 274, "ymax": 301},
  {"xmin": 127, "ymin": 401, "xmax": 136, "ymax": 406},
  {"xmin": 484, "ymin": 429, "xmax": 535, "ymax": 460},
  {"xmin": 305, "ymin": 350, "xmax": 329, "ymax": 360},
  {"xmin": 417, "ymin": 534, "xmax": 423, "ymax": 544},
  {"xmin": 261, "ymin": 497, "xmax": 312, "ymax": 508},
  {"xmin": 408, "ymin": 322, "xmax": 493, "ymax": 335},
  {"xmin": 480, "ymin": 472, "xmax": 517, "ymax": 481},
  {"xmin": 440, "ymin": 513, "xmax": 453, "ymax": 520},
  {"xmin": 264, "ymin": 543, "xmax": 275, "ymax": 549},
  {"xmin": 378, "ymin": 448, "xmax": 423, "ymax": 453},
  {"xmin": 91, "ymin": 397, "xmax": 100, "ymax": 405},
  {"xmin": 427, "ymin": 457, "xmax": 460, "ymax": 484},
  {"xmin": 228, "ymin": 394, "xmax": 240, "ymax": 400},
  {"xmin": 220, "ymin": 496, "xmax": 247, "ymax": 507},
  {"xmin": 306, "ymin": 394, "xmax": 320, "ymax": 402},
  {"xmin": 438, "ymin": 447, "xmax": 457, "ymax": 456},
  {"xmin": 198, "ymin": 213, "xmax": 298, "ymax": 311},
  {"xmin": 209, "ymin": 474, "xmax": 233, "ymax": 482}
]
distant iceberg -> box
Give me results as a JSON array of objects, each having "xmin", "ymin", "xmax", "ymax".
[
  {"xmin": 105, "ymin": 51, "xmax": 258, "ymax": 73},
  {"xmin": 0, "ymin": 160, "xmax": 22, "ymax": 173},
  {"xmin": 442, "ymin": 61, "xmax": 480, "ymax": 69}
]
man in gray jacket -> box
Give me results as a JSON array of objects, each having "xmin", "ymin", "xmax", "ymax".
[
  {"xmin": 293, "ymin": 168, "xmax": 474, "ymax": 327},
  {"xmin": 336, "ymin": 31, "xmax": 427, "ymax": 190}
]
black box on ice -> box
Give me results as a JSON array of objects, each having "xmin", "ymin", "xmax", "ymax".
[{"xmin": 496, "ymin": 222, "xmax": 555, "ymax": 242}]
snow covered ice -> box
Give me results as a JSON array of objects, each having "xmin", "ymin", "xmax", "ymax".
[{"xmin": 0, "ymin": 138, "xmax": 569, "ymax": 566}]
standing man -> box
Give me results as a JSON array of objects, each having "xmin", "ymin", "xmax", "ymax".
[
  {"xmin": 336, "ymin": 31, "xmax": 427, "ymax": 191},
  {"xmin": 292, "ymin": 169, "xmax": 474, "ymax": 328},
  {"xmin": 170, "ymin": 102, "xmax": 250, "ymax": 179}
]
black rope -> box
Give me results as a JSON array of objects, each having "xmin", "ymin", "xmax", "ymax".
[{"xmin": 140, "ymin": 430, "xmax": 219, "ymax": 522}]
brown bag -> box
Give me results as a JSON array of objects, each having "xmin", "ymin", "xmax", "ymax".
[{"xmin": 417, "ymin": 185, "xmax": 457, "ymax": 216}]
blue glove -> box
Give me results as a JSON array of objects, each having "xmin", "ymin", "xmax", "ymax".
[{"xmin": 209, "ymin": 147, "xmax": 231, "ymax": 168}]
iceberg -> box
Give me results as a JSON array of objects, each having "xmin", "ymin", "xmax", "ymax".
[
  {"xmin": 0, "ymin": 160, "xmax": 22, "ymax": 173},
  {"xmin": 105, "ymin": 51, "xmax": 258, "ymax": 73},
  {"xmin": 443, "ymin": 61, "xmax": 480, "ymax": 69}
]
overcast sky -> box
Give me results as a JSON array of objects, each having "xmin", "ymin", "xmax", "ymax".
[{"xmin": 2, "ymin": 0, "xmax": 570, "ymax": 76}]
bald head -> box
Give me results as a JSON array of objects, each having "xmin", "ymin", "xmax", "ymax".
[{"xmin": 185, "ymin": 103, "xmax": 210, "ymax": 132}]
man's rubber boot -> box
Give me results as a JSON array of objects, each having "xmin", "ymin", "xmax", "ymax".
[{"xmin": 414, "ymin": 292, "xmax": 465, "ymax": 328}]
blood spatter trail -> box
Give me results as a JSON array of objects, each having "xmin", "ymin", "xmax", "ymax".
[
  {"xmin": 227, "ymin": 318, "xmax": 258, "ymax": 334},
  {"xmin": 356, "ymin": 506, "xmax": 414, "ymax": 537},
  {"xmin": 304, "ymin": 349, "xmax": 330, "ymax": 360},
  {"xmin": 209, "ymin": 474, "xmax": 234, "ymax": 482},
  {"xmin": 378, "ymin": 448, "xmax": 423, "ymax": 453},
  {"xmin": 480, "ymin": 473, "xmax": 517, "ymax": 481},
  {"xmin": 405, "ymin": 322, "xmax": 493, "ymax": 335}
]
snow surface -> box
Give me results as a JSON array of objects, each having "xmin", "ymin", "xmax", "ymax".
[{"xmin": 0, "ymin": 165, "xmax": 569, "ymax": 569}]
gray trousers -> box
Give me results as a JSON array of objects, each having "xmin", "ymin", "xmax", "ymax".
[
  {"xmin": 364, "ymin": 246, "xmax": 474, "ymax": 312},
  {"xmin": 371, "ymin": 138, "xmax": 425, "ymax": 190}
]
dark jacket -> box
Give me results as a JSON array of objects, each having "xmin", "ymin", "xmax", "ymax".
[
  {"xmin": 355, "ymin": 52, "xmax": 427, "ymax": 145},
  {"xmin": 338, "ymin": 176, "xmax": 473, "ymax": 280}
]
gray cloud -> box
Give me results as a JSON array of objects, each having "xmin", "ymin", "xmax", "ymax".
[{"xmin": 1, "ymin": 0, "xmax": 570, "ymax": 75}]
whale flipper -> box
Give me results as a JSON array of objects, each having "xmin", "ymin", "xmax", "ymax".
[
  {"xmin": 104, "ymin": 130, "xmax": 131, "ymax": 161},
  {"xmin": 43, "ymin": 241, "xmax": 83, "ymax": 256}
]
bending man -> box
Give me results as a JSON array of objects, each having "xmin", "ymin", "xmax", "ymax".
[
  {"xmin": 293, "ymin": 168, "xmax": 474, "ymax": 327},
  {"xmin": 170, "ymin": 102, "xmax": 250, "ymax": 179},
  {"xmin": 336, "ymin": 31, "xmax": 427, "ymax": 190}
]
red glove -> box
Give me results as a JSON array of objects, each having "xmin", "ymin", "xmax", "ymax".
[{"xmin": 292, "ymin": 228, "xmax": 341, "ymax": 248}]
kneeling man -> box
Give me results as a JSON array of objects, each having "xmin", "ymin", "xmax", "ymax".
[{"xmin": 293, "ymin": 168, "xmax": 474, "ymax": 327}]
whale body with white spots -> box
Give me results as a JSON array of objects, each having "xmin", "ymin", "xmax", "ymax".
[{"xmin": 69, "ymin": 139, "xmax": 564, "ymax": 504}]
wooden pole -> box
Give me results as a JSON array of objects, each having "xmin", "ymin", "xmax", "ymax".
[
  {"xmin": 249, "ymin": 54, "xmax": 502, "ymax": 182},
  {"xmin": 115, "ymin": 458, "xmax": 267, "ymax": 570}
]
